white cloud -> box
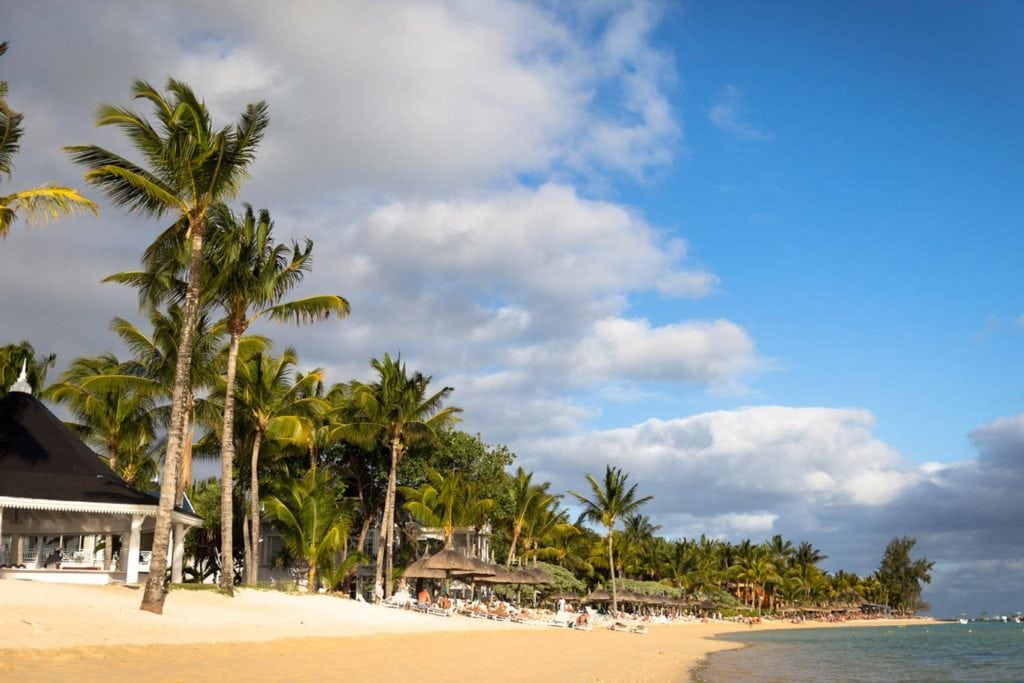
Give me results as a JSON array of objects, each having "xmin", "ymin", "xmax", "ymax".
[
  {"xmin": 525, "ymin": 406, "xmax": 913, "ymax": 534},
  {"xmin": 708, "ymin": 84, "xmax": 773, "ymax": 142}
]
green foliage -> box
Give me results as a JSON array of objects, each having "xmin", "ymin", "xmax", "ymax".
[
  {"xmin": 183, "ymin": 477, "xmax": 223, "ymax": 582},
  {"xmin": 534, "ymin": 561, "xmax": 586, "ymax": 594},
  {"xmin": 0, "ymin": 341, "xmax": 56, "ymax": 394},
  {"xmin": 263, "ymin": 467, "xmax": 355, "ymax": 592},
  {"xmin": 401, "ymin": 430, "xmax": 513, "ymax": 492},
  {"xmin": 399, "ymin": 467, "xmax": 495, "ymax": 545},
  {"xmin": 1, "ymin": 42, "xmax": 98, "ymax": 236},
  {"xmin": 618, "ymin": 577, "xmax": 682, "ymax": 598},
  {"xmin": 876, "ymin": 536, "xmax": 934, "ymax": 615}
]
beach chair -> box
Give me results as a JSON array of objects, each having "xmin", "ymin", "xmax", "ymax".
[{"xmin": 428, "ymin": 604, "xmax": 457, "ymax": 617}]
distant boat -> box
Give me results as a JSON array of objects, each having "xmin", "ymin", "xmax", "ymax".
[{"xmin": 957, "ymin": 613, "xmax": 969, "ymax": 624}]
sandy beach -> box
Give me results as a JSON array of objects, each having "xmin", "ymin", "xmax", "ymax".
[{"xmin": 0, "ymin": 580, "xmax": 934, "ymax": 682}]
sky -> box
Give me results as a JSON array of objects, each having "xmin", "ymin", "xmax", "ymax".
[{"xmin": 2, "ymin": 0, "xmax": 1022, "ymax": 617}]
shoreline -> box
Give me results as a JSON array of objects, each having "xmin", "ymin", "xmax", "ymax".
[{"xmin": 0, "ymin": 580, "xmax": 937, "ymax": 682}]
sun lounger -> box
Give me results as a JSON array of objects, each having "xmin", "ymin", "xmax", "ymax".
[{"xmin": 428, "ymin": 605, "xmax": 457, "ymax": 617}]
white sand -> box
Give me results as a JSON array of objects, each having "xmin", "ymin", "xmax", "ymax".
[{"xmin": 0, "ymin": 579, "xmax": 937, "ymax": 682}]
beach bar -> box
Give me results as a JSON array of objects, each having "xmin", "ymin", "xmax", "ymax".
[{"xmin": 0, "ymin": 368, "xmax": 201, "ymax": 585}]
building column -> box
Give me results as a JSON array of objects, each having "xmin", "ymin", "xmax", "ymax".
[
  {"xmin": 125, "ymin": 515, "xmax": 144, "ymax": 585},
  {"xmin": 171, "ymin": 523, "xmax": 185, "ymax": 584}
]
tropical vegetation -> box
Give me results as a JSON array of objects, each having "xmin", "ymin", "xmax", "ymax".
[{"xmin": 0, "ymin": 72, "xmax": 935, "ymax": 620}]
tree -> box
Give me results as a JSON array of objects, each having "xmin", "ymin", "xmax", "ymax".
[
  {"xmin": 569, "ymin": 465, "xmax": 652, "ymax": 613},
  {"xmin": 42, "ymin": 353, "xmax": 158, "ymax": 482},
  {"xmin": 876, "ymin": 536, "xmax": 933, "ymax": 615},
  {"xmin": 344, "ymin": 353, "xmax": 461, "ymax": 597},
  {"xmin": 0, "ymin": 42, "xmax": 97, "ymax": 236},
  {"xmin": 203, "ymin": 203, "xmax": 348, "ymax": 594},
  {"xmin": 503, "ymin": 467, "xmax": 556, "ymax": 568},
  {"xmin": 0, "ymin": 341, "xmax": 56, "ymax": 393},
  {"xmin": 232, "ymin": 348, "xmax": 324, "ymax": 585},
  {"xmin": 110, "ymin": 308, "xmax": 228, "ymax": 505},
  {"xmin": 263, "ymin": 468, "xmax": 354, "ymax": 592},
  {"xmin": 67, "ymin": 78, "xmax": 268, "ymax": 614},
  {"xmin": 399, "ymin": 468, "xmax": 495, "ymax": 547}
]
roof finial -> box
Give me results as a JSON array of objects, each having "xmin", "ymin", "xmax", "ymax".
[{"xmin": 10, "ymin": 358, "xmax": 33, "ymax": 394}]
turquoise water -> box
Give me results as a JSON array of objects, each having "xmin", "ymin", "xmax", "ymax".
[{"xmin": 692, "ymin": 622, "xmax": 1024, "ymax": 682}]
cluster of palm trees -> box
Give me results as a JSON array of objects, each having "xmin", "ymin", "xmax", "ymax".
[{"xmin": 3, "ymin": 61, "xmax": 896, "ymax": 618}]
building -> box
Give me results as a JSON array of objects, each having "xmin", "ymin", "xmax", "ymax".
[{"xmin": 0, "ymin": 367, "xmax": 202, "ymax": 584}]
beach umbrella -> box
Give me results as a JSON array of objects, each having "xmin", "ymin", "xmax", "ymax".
[
  {"xmin": 545, "ymin": 590, "xmax": 580, "ymax": 602},
  {"xmin": 474, "ymin": 565, "xmax": 515, "ymax": 584},
  {"xmin": 523, "ymin": 568, "xmax": 554, "ymax": 585},
  {"xmin": 422, "ymin": 545, "xmax": 482, "ymax": 576},
  {"xmin": 402, "ymin": 557, "xmax": 447, "ymax": 579},
  {"xmin": 582, "ymin": 588, "xmax": 612, "ymax": 603}
]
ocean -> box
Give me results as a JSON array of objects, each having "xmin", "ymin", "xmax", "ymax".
[{"xmin": 692, "ymin": 621, "xmax": 1024, "ymax": 682}]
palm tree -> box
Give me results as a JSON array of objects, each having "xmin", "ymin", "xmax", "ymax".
[
  {"xmin": 66, "ymin": 78, "xmax": 268, "ymax": 614},
  {"xmin": 231, "ymin": 348, "xmax": 324, "ymax": 585},
  {"xmin": 42, "ymin": 353, "xmax": 158, "ymax": 478},
  {"xmin": 794, "ymin": 541, "xmax": 828, "ymax": 570},
  {"xmin": 569, "ymin": 465, "xmax": 652, "ymax": 613},
  {"xmin": 399, "ymin": 468, "xmax": 495, "ymax": 547},
  {"xmin": 203, "ymin": 204, "xmax": 348, "ymax": 594},
  {"xmin": 732, "ymin": 549, "xmax": 780, "ymax": 615},
  {"xmin": 503, "ymin": 467, "xmax": 556, "ymax": 568},
  {"xmin": 111, "ymin": 308, "xmax": 228, "ymax": 506},
  {"xmin": 0, "ymin": 42, "xmax": 97, "ymax": 236},
  {"xmin": 0, "ymin": 340, "xmax": 56, "ymax": 393},
  {"xmin": 344, "ymin": 353, "xmax": 461, "ymax": 597},
  {"xmin": 262, "ymin": 467, "xmax": 354, "ymax": 592}
]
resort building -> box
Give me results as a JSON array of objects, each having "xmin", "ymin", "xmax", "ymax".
[{"xmin": 0, "ymin": 367, "xmax": 202, "ymax": 585}]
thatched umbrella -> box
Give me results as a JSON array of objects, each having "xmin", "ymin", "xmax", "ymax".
[
  {"xmin": 402, "ymin": 557, "xmax": 448, "ymax": 579},
  {"xmin": 422, "ymin": 545, "xmax": 480, "ymax": 575},
  {"xmin": 523, "ymin": 567, "xmax": 554, "ymax": 585},
  {"xmin": 474, "ymin": 565, "xmax": 515, "ymax": 584},
  {"xmin": 582, "ymin": 588, "xmax": 612, "ymax": 603},
  {"xmin": 545, "ymin": 590, "xmax": 580, "ymax": 602}
]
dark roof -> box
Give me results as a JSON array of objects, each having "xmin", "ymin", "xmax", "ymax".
[{"xmin": 0, "ymin": 390, "xmax": 159, "ymax": 506}]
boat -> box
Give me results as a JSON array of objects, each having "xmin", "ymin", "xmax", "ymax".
[{"xmin": 956, "ymin": 613, "xmax": 969, "ymax": 624}]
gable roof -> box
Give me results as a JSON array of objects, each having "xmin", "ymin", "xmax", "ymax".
[{"xmin": 0, "ymin": 390, "xmax": 163, "ymax": 507}]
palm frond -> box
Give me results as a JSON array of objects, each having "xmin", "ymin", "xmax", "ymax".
[{"xmin": 0, "ymin": 185, "xmax": 98, "ymax": 236}]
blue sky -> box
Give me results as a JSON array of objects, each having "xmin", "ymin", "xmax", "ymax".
[
  {"xmin": 2, "ymin": 1, "xmax": 1022, "ymax": 617},
  {"xmin": 620, "ymin": 1, "xmax": 1024, "ymax": 462}
]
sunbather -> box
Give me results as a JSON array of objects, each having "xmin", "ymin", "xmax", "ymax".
[{"xmin": 416, "ymin": 587, "xmax": 431, "ymax": 611}]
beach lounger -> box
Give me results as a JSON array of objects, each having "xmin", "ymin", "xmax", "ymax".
[{"xmin": 428, "ymin": 605, "xmax": 457, "ymax": 617}]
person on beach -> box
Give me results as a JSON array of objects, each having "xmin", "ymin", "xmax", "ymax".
[
  {"xmin": 417, "ymin": 587, "xmax": 431, "ymax": 611},
  {"xmin": 373, "ymin": 580, "xmax": 383, "ymax": 605}
]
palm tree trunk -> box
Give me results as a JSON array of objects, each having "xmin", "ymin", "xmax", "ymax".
[
  {"xmin": 607, "ymin": 530, "xmax": 618, "ymax": 613},
  {"xmin": 354, "ymin": 516, "xmax": 371, "ymax": 563},
  {"xmin": 175, "ymin": 396, "xmax": 195, "ymax": 506},
  {"xmin": 374, "ymin": 439, "xmax": 399, "ymax": 598},
  {"xmin": 384, "ymin": 466, "xmax": 398, "ymax": 595},
  {"xmin": 218, "ymin": 332, "xmax": 241, "ymax": 594},
  {"xmin": 248, "ymin": 430, "xmax": 264, "ymax": 586},
  {"xmin": 242, "ymin": 508, "xmax": 251, "ymax": 582},
  {"xmin": 140, "ymin": 223, "xmax": 204, "ymax": 615},
  {"xmin": 505, "ymin": 525, "xmax": 520, "ymax": 568},
  {"xmin": 307, "ymin": 562, "xmax": 317, "ymax": 593}
]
